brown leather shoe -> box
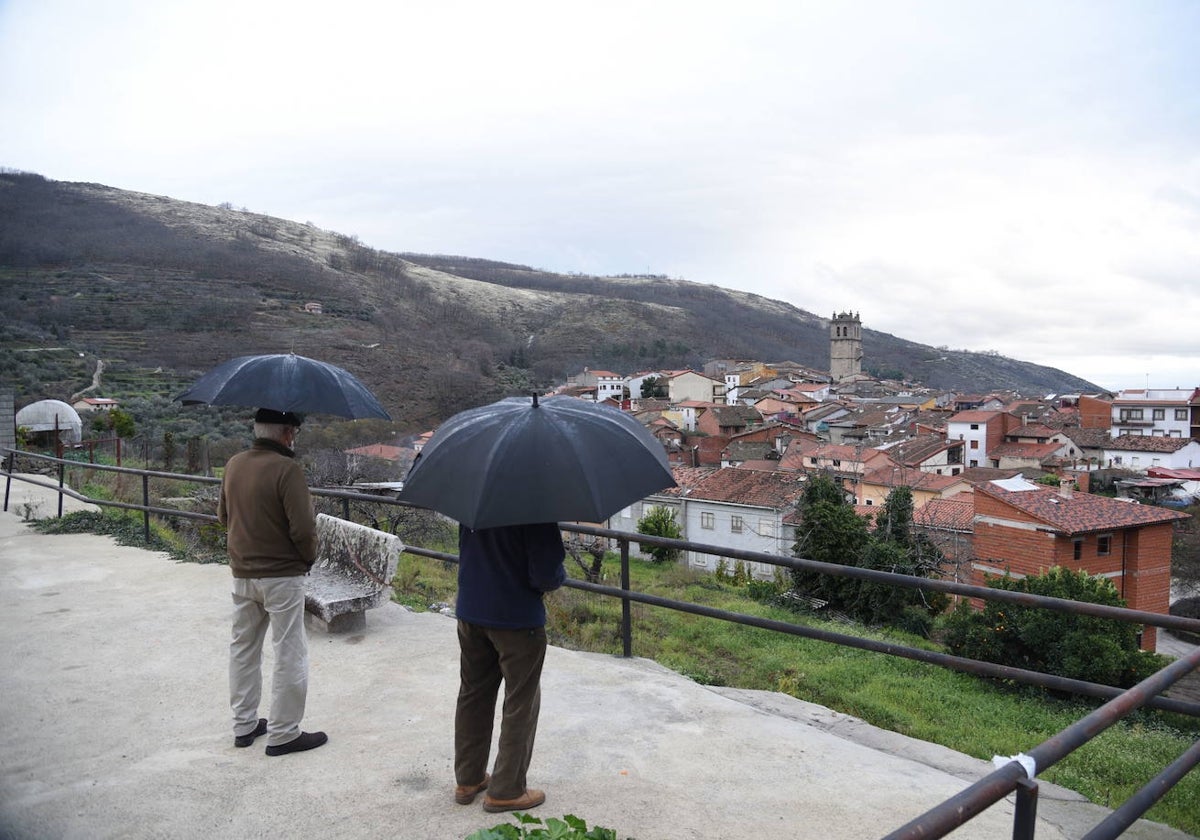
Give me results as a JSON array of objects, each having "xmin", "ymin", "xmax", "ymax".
[
  {"xmin": 483, "ymin": 788, "xmax": 546, "ymax": 813},
  {"xmin": 454, "ymin": 773, "xmax": 490, "ymax": 805}
]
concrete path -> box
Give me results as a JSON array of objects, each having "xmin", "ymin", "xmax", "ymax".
[{"xmin": 0, "ymin": 474, "xmax": 1194, "ymax": 840}]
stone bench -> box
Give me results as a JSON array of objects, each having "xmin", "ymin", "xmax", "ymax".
[{"xmin": 305, "ymin": 513, "xmax": 403, "ymax": 633}]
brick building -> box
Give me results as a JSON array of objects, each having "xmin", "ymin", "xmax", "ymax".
[{"xmin": 971, "ymin": 477, "xmax": 1188, "ymax": 651}]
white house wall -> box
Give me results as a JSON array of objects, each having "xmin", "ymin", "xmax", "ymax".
[
  {"xmin": 1102, "ymin": 442, "xmax": 1200, "ymax": 471},
  {"xmin": 947, "ymin": 421, "xmax": 990, "ymax": 469},
  {"xmin": 683, "ymin": 499, "xmax": 792, "ymax": 580}
]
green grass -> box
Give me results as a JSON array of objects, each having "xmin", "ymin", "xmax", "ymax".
[
  {"xmin": 396, "ymin": 551, "xmax": 1200, "ymax": 836},
  {"xmin": 31, "ymin": 506, "xmax": 229, "ymax": 565}
]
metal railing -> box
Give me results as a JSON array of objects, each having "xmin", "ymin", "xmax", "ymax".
[{"xmin": 3, "ymin": 447, "xmax": 1199, "ymax": 838}]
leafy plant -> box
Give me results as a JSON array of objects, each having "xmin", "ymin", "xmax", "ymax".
[
  {"xmin": 943, "ymin": 566, "xmax": 1168, "ymax": 688},
  {"xmin": 791, "ymin": 478, "xmax": 947, "ymax": 629},
  {"xmin": 635, "ymin": 505, "xmax": 681, "ymax": 563},
  {"xmin": 465, "ymin": 813, "xmax": 624, "ymax": 840}
]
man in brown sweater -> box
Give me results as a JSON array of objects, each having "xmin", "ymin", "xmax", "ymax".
[{"xmin": 218, "ymin": 408, "xmax": 327, "ymax": 756}]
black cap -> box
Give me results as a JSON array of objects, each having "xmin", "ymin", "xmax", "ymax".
[{"xmin": 254, "ymin": 408, "xmax": 305, "ymax": 427}]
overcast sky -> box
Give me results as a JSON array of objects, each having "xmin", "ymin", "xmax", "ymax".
[{"xmin": 2, "ymin": 1, "xmax": 1198, "ymax": 392}]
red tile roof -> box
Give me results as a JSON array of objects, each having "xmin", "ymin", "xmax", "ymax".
[
  {"xmin": 977, "ymin": 482, "xmax": 1188, "ymax": 534},
  {"xmin": 885, "ymin": 433, "xmax": 958, "ymax": 465},
  {"xmin": 655, "ymin": 466, "xmax": 720, "ymax": 497},
  {"xmin": 684, "ymin": 467, "xmax": 808, "ymax": 509},
  {"xmin": 860, "ymin": 466, "xmax": 967, "ymax": 492},
  {"xmin": 777, "ymin": 441, "xmax": 893, "ymax": 472},
  {"xmin": 914, "ymin": 497, "xmax": 975, "ymax": 531},
  {"xmin": 948, "ymin": 410, "xmax": 1006, "ymax": 423},
  {"xmin": 1108, "ymin": 434, "xmax": 1197, "ymax": 453},
  {"xmin": 988, "ymin": 441, "xmax": 1063, "ymax": 460},
  {"xmin": 1008, "ymin": 423, "xmax": 1060, "ymax": 439}
]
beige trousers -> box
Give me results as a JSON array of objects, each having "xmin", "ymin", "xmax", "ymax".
[{"xmin": 229, "ymin": 576, "xmax": 308, "ymax": 747}]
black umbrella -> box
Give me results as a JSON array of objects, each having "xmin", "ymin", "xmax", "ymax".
[
  {"xmin": 175, "ymin": 353, "xmax": 390, "ymax": 420},
  {"xmin": 398, "ymin": 394, "xmax": 675, "ymax": 529}
]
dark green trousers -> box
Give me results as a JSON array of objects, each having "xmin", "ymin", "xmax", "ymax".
[{"xmin": 454, "ymin": 620, "xmax": 547, "ymax": 800}]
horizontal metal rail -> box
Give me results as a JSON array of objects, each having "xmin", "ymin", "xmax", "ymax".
[
  {"xmin": 883, "ymin": 645, "xmax": 1200, "ymax": 839},
  {"xmin": 567, "ymin": 523, "xmax": 1200, "ymax": 637},
  {"xmin": 5, "ymin": 447, "xmax": 1200, "ymax": 838},
  {"xmin": 1081, "ymin": 739, "xmax": 1200, "ymax": 840}
]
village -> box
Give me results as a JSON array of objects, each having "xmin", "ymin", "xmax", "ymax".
[
  {"xmin": 346, "ymin": 313, "xmax": 1198, "ymax": 653},
  {"xmin": 12, "ymin": 312, "xmax": 1199, "ymax": 653}
]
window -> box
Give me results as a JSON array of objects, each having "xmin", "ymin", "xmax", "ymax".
[
  {"xmin": 970, "ymin": 424, "xmax": 979, "ymax": 430},
  {"xmin": 759, "ymin": 519, "xmax": 776, "ymax": 538},
  {"xmin": 832, "ymin": 459, "xmax": 841, "ymax": 467},
  {"xmin": 1098, "ymin": 534, "xmax": 1112, "ymax": 556},
  {"xmin": 810, "ymin": 457, "xmax": 818, "ymax": 465},
  {"xmin": 970, "ymin": 440, "xmax": 979, "ymax": 449},
  {"xmin": 1176, "ymin": 409, "xmax": 1188, "ymax": 421},
  {"xmin": 730, "ymin": 515, "xmax": 743, "ymax": 533},
  {"xmin": 701, "ymin": 512, "xmax": 715, "ymax": 530},
  {"xmin": 969, "ymin": 459, "xmax": 978, "ymax": 468},
  {"xmin": 1153, "ymin": 409, "xmax": 1164, "ymax": 420},
  {"xmin": 1119, "ymin": 408, "xmax": 1144, "ymax": 421},
  {"xmin": 1073, "ymin": 539, "xmax": 1082, "ymax": 561}
]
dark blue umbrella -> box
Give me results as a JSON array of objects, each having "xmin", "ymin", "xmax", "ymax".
[
  {"xmin": 175, "ymin": 353, "xmax": 390, "ymax": 420},
  {"xmin": 398, "ymin": 394, "xmax": 675, "ymax": 529}
]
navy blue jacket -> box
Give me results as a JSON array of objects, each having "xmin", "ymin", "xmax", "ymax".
[{"xmin": 456, "ymin": 523, "xmax": 567, "ymax": 629}]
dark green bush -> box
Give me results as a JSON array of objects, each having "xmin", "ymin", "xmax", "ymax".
[{"xmin": 943, "ymin": 567, "xmax": 1168, "ymax": 688}]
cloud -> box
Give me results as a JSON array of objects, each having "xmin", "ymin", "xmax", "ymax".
[{"xmin": 1, "ymin": 0, "xmax": 1197, "ymax": 391}]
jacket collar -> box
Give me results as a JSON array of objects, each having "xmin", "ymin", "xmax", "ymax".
[{"xmin": 252, "ymin": 438, "xmax": 296, "ymax": 458}]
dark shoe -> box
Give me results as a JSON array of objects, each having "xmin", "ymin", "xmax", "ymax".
[
  {"xmin": 483, "ymin": 788, "xmax": 546, "ymax": 813},
  {"xmin": 265, "ymin": 731, "xmax": 328, "ymax": 757},
  {"xmin": 234, "ymin": 719, "xmax": 267, "ymax": 748},
  {"xmin": 454, "ymin": 773, "xmax": 490, "ymax": 805}
]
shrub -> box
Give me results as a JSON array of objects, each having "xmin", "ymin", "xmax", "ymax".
[
  {"xmin": 943, "ymin": 567, "xmax": 1169, "ymax": 688},
  {"xmin": 636, "ymin": 505, "xmax": 682, "ymax": 564},
  {"xmin": 791, "ymin": 479, "xmax": 947, "ymax": 628}
]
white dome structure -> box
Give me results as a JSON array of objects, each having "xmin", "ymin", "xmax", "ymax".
[{"xmin": 15, "ymin": 399, "xmax": 83, "ymax": 444}]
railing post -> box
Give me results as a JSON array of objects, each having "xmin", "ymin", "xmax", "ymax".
[
  {"xmin": 620, "ymin": 539, "xmax": 632, "ymax": 657},
  {"xmin": 57, "ymin": 462, "xmax": 65, "ymax": 518},
  {"xmin": 1012, "ymin": 777, "xmax": 1038, "ymax": 840},
  {"xmin": 342, "ymin": 497, "xmax": 350, "ymax": 521},
  {"xmin": 142, "ymin": 474, "xmax": 151, "ymax": 543},
  {"xmin": 4, "ymin": 468, "xmax": 11, "ymax": 512}
]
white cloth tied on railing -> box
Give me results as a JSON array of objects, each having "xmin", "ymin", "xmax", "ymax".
[{"xmin": 991, "ymin": 751, "xmax": 1037, "ymax": 779}]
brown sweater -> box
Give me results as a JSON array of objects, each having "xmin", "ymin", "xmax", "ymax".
[{"xmin": 218, "ymin": 439, "xmax": 318, "ymax": 579}]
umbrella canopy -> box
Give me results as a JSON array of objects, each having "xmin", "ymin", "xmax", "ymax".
[
  {"xmin": 398, "ymin": 395, "xmax": 676, "ymax": 529},
  {"xmin": 175, "ymin": 353, "xmax": 390, "ymax": 420}
]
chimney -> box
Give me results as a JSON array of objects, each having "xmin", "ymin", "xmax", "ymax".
[{"xmin": 1059, "ymin": 479, "xmax": 1074, "ymax": 499}]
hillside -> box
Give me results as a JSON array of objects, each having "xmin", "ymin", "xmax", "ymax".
[{"xmin": 0, "ymin": 172, "xmax": 1101, "ymax": 430}]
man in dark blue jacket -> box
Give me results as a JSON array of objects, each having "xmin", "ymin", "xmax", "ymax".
[{"xmin": 452, "ymin": 522, "xmax": 566, "ymax": 813}]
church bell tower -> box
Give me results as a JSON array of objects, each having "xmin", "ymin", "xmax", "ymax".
[{"xmin": 829, "ymin": 311, "xmax": 863, "ymax": 382}]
